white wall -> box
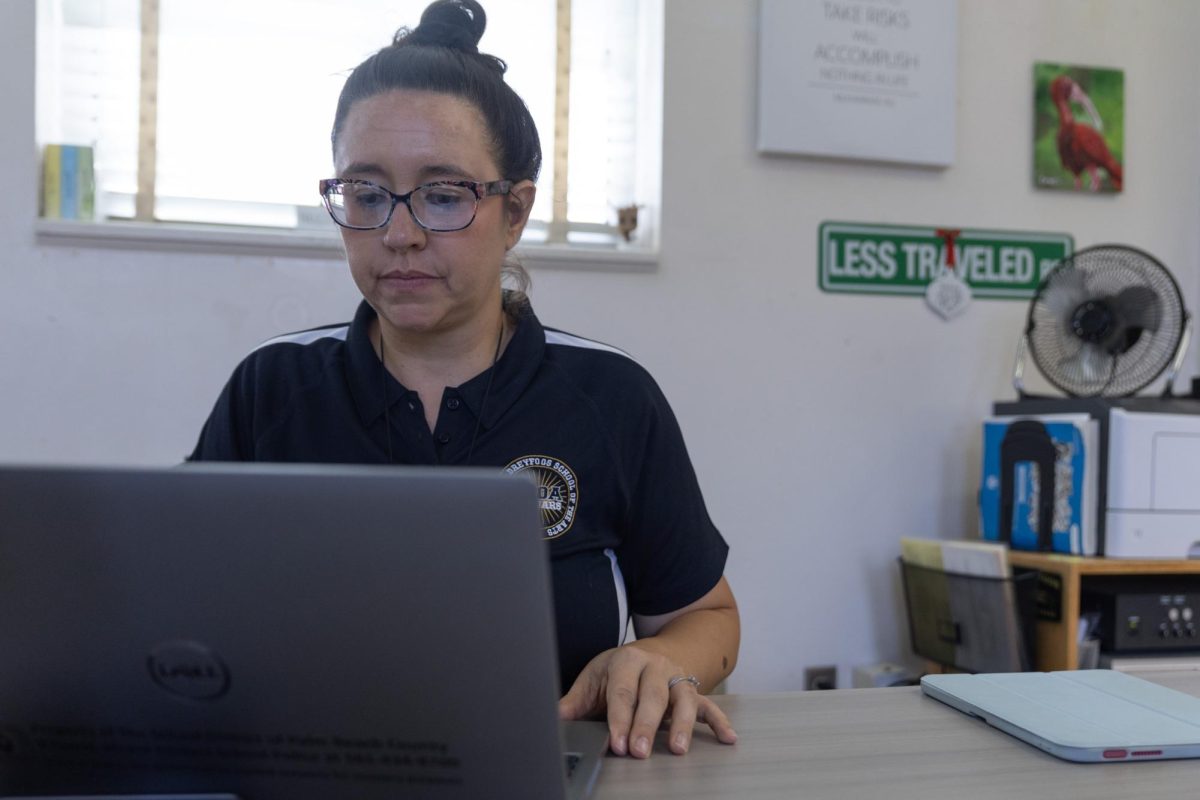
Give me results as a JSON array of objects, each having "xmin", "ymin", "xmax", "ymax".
[{"xmin": 3, "ymin": 0, "xmax": 1199, "ymax": 691}]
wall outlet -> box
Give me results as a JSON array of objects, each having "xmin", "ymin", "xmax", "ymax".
[{"xmin": 804, "ymin": 665, "xmax": 837, "ymax": 690}]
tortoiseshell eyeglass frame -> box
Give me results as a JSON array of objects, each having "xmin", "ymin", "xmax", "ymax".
[{"xmin": 318, "ymin": 178, "xmax": 514, "ymax": 232}]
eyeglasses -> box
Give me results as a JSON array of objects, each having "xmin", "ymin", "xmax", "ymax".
[{"xmin": 319, "ymin": 178, "xmax": 513, "ymax": 232}]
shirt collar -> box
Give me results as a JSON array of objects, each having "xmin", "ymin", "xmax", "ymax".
[
  {"xmin": 345, "ymin": 297, "xmax": 546, "ymax": 429},
  {"xmin": 345, "ymin": 300, "xmax": 392, "ymax": 426},
  {"xmin": 456, "ymin": 297, "xmax": 544, "ymax": 429}
]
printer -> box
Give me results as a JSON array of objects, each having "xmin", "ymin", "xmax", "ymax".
[{"xmin": 994, "ymin": 396, "xmax": 1200, "ymax": 558}]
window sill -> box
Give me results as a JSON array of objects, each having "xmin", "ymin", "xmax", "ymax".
[{"xmin": 34, "ymin": 219, "xmax": 659, "ymax": 273}]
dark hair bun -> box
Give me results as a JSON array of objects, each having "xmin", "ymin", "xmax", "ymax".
[{"xmin": 399, "ymin": 0, "xmax": 487, "ymax": 53}]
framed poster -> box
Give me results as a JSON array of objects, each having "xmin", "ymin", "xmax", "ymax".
[
  {"xmin": 1033, "ymin": 63, "xmax": 1124, "ymax": 193},
  {"xmin": 757, "ymin": 0, "xmax": 958, "ymax": 166}
]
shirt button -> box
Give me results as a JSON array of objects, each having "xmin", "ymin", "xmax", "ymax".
[
  {"xmin": 446, "ymin": 398, "xmax": 461, "ymax": 410},
  {"xmin": 437, "ymin": 433, "xmax": 451, "ymax": 444}
]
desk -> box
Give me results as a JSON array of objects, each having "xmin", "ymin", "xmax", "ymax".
[{"xmin": 593, "ymin": 671, "xmax": 1200, "ymax": 800}]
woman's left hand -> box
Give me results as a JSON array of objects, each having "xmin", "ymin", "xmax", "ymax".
[{"xmin": 558, "ymin": 643, "xmax": 738, "ymax": 758}]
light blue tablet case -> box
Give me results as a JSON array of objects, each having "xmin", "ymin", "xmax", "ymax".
[{"xmin": 922, "ymin": 670, "xmax": 1200, "ymax": 762}]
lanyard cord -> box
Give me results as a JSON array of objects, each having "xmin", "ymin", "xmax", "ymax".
[
  {"xmin": 378, "ymin": 318, "xmax": 504, "ymax": 466},
  {"xmin": 466, "ymin": 322, "xmax": 504, "ymax": 465}
]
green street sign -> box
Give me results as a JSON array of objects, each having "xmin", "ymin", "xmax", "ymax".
[{"xmin": 818, "ymin": 222, "xmax": 1074, "ymax": 299}]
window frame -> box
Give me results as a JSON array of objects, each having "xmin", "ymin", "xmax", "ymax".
[{"xmin": 33, "ymin": 0, "xmax": 663, "ymax": 269}]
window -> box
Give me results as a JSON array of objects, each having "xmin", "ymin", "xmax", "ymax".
[{"xmin": 36, "ymin": 0, "xmax": 662, "ymax": 251}]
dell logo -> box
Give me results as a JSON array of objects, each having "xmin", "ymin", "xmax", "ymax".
[{"xmin": 147, "ymin": 641, "xmax": 231, "ymax": 700}]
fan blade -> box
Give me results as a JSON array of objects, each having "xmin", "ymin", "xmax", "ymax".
[
  {"xmin": 1112, "ymin": 285, "xmax": 1162, "ymax": 331},
  {"xmin": 1041, "ymin": 268, "xmax": 1090, "ymax": 318},
  {"xmin": 1075, "ymin": 344, "xmax": 1115, "ymax": 387}
]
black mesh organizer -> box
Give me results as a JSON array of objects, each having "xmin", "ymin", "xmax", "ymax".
[{"xmin": 899, "ymin": 558, "xmax": 1039, "ymax": 673}]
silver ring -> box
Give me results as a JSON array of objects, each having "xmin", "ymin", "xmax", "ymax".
[{"xmin": 668, "ymin": 674, "xmax": 701, "ymax": 692}]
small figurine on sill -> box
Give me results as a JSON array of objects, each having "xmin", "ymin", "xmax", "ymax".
[{"xmin": 616, "ymin": 203, "xmax": 642, "ymax": 242}]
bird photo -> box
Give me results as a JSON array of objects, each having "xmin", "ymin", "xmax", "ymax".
[{"xmin": 1033, "ymin": 63, "xmax": 1124, "ymax": 193}]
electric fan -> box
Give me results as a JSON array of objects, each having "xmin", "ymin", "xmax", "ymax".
[{"xmin": 1014, "ymin": 244, "xmax": 1192, "ymax": 398}]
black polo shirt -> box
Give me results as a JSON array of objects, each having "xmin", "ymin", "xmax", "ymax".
[{"xmin": 190, "ymin": 299, "xmax": 728, "ymax": 689}]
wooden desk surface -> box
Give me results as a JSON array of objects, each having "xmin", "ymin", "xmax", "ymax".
[{"xmin": 592, "ymin": 671, "xmax": 1200, "ymax": 800}]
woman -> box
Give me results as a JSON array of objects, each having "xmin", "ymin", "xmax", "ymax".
[{"xmin": 190, "ymin": 0, "xmax": 739, "ymax": 759}]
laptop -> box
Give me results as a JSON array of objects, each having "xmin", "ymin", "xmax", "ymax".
[
  {"xmin": 922, "ymin": 669, "xmax": 1200, "ymax": 762},
  {"xmin": 0, "ymin": 463, "xmax": 608, "ymax": 799}
]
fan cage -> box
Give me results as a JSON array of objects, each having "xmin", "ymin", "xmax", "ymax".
[{"xmin": 1025, "ymin": 244, "xmax": 1186, "ymax": 397}]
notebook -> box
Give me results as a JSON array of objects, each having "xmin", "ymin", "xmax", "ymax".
[
  {"xmin": 922, "ymin": 669, "xmax": 1200, "ymax": 762},
  {"xmin": 0, "ymin": 463, "xmax": 608, "ymax": 799}
]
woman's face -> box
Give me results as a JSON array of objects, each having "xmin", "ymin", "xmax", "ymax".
[{"xmin": 333, "ymin": 90, "xmax": 535, "ymax": 338}]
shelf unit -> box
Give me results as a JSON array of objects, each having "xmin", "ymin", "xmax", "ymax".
[{"xmin": 1006, "ymin": 551, "xmax": 1200, "ymax": 671}]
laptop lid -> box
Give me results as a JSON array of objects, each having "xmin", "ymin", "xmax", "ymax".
[
  {"xmin": 922, "ymin": 670, "xmax": 1200, "ymax": 762},
  {"xmin": 0, "ymin": 463, "xmax": 599, "ymax": 799}
]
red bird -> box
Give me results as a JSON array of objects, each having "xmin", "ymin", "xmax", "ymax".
[{"xmin": 1049, "ymin": 75, "xmax": 1123, "ymax": 191}]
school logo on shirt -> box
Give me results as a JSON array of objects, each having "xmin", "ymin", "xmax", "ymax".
[{"xmin": 504, "ymin": 455, "xmax": 579, "ymax": 539}]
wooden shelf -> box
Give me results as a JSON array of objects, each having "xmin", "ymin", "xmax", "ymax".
[{"xmin": 1006, "ymin": 552, "xmax": 1200, "ymax": 670}]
